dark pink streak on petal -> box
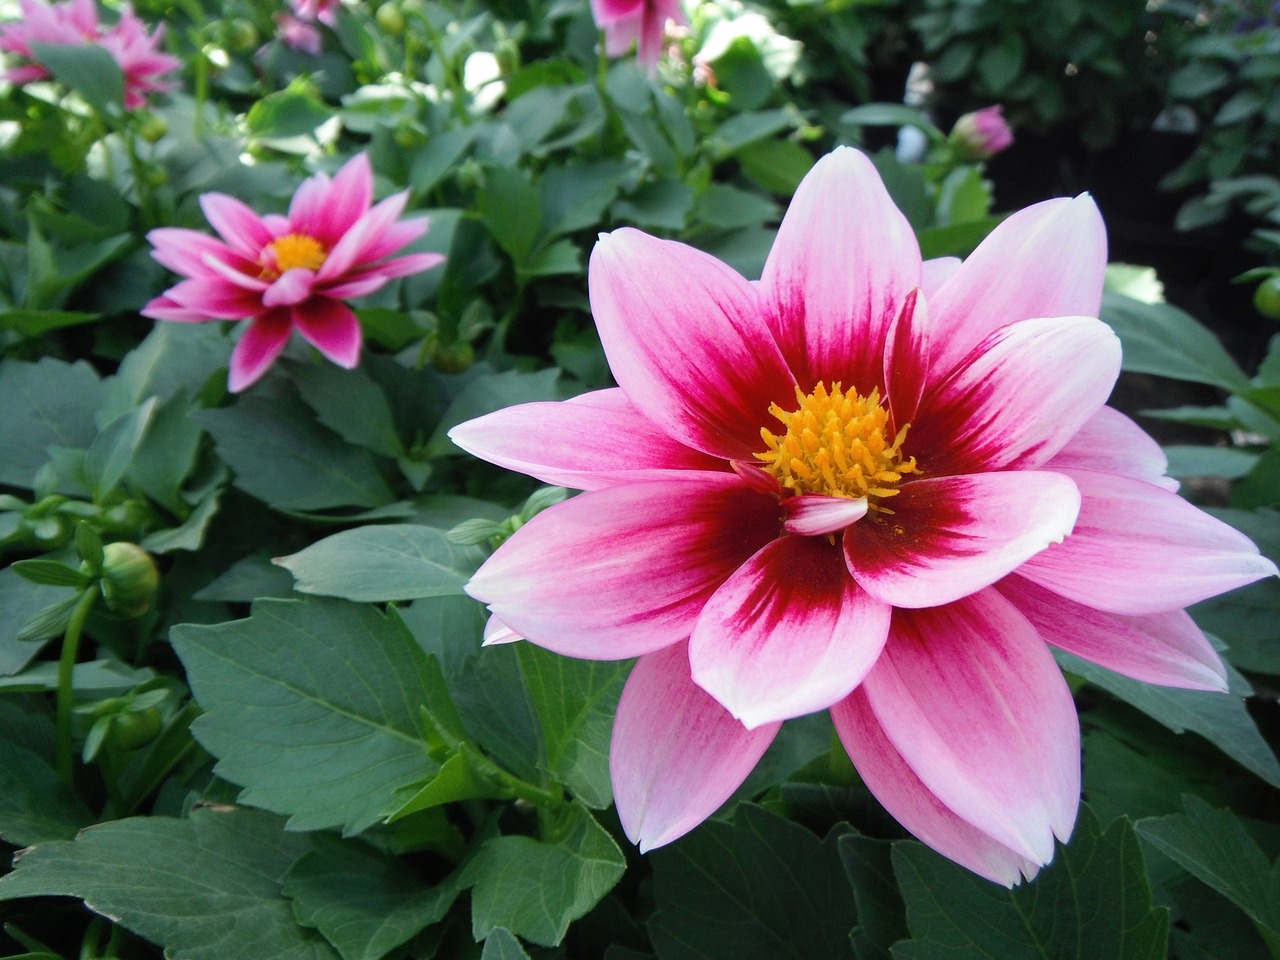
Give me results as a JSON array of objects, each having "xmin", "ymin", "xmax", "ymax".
[
  {"xmin": 612, "ymin": 641, "xmax": 780, "ymax": 851},
  {"xmin": 589, "ymin": 228, "xmax": 796, "ymax": 461},
  {"xmin": 229, "ymin": 310, "xmax": 293, "ymax": 391},
  {"xmin": 759, "ymin": 147, "xmax": 921, "ymax": 394},
  {"xmin": 845, "ymin": 472, "xmax": 1080, "ymax": 609},
  {"xmin": 292, "ymin": 298, "xmax": 361, "ymax": 368},
  {"xmin": 690, "ymin": 535, "xmax": 891, "ymax": 727},
  {"xmin": 882, "ymin": 287, "xmax": 930, "ymax": 432},
  {"xmin": 466, "ymin": 474, "xmax": 781, "ymax": 659}
]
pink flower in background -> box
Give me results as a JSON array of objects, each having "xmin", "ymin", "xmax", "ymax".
[
  {"xmin": 0, "ymin": 0, "xmax": 180, "ymax": 109},
  {"xmin": 450, "ymin": 147, "xmax": 1277, "ymax": 886},
  {"xmin": 289, "ymin": 0, "xmax": 339, "ymax": 26},
  {"xmin": 143, "ymin": 153, "xmax": 443, "ymax": 392},
  {"xmin": 275, "ymin": 13, "xmax": 322, "ymax": 55},
  {"xmin": 951, "ymin": 105, "xmax": 1015, "ymax": 159},
  {"xmin": 590, "ymin": 0, "xmax": 687, "ymax": 69}
]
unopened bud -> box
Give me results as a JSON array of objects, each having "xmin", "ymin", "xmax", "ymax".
[
  {"xmin": 100, "ymin": 543, "xmax": 159, "ymax": 618},
  {"xmin": 950, "ymin": 105, "xmax": 1014, "ymax": 160}
]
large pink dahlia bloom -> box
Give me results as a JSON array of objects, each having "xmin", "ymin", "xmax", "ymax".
[
  {"xmin": 0, "ymin": 0, "xmax": 180, "ymax": 109},
  {"xmin": 143, "ymin": 153, "xmax": 443, "ymax": 392},
  {"xmin": 590, "ymin": 0, "xmax": 687, "ymax": 69},
  {"xmin": 449, "ymin": 148, "xmax": 1277, "ymax": 886}
]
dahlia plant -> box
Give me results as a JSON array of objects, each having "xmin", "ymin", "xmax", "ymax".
[
  {"xmin": 451, "ymin": 147, "xmax": 1277, "ymax": 885},
  {"xmin": 143, "ymin": 153, "xmax": 443, "ymax": 391}
]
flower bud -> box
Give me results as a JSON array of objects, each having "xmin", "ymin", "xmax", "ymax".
[
  {"xmin": 1254, "ymin": 276, "xmax": 1280, "ymax": 320},
  {"xmin": 950, "ymin": 105, "xmax": 1014, "ymax": 160},
  {"xmin": 375, "ymin": 3, "xmax": 405, "ymax": 35},
  {"xmin": 99, "ymin": 542, "xmax": 159, "ymax": 618},
  {"xmin": 138, "ymin": 115, "xmax": 169, "ymax": 142},
  {"xmin": 107, "ymin": 707, "xmax": 163, "ymax": 750}
]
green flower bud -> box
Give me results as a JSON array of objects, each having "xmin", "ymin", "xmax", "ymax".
[
  {"xmin": 107, "ymin": 707, "xmax": 163, "ymax": 751},
  {"xmin": 1254, "ymin": 276, "xmax": 1280, "ymax": 320},
  {"xmin": 138, "ymin": 115, "xmax": 169, "ymax": 142},
  {"xmin": 226, "ymin": 18, "xmax": 260, "ymax": 52},
  {"xmin": 99, "ymin": 542, "xmax": 159, "ymax": 618},
  {"xmin": 430, "ymin": 341, "xmax": 475, "ymax": 373},
  {"xmin": 375, "ymin": 3, "xmax": 406, "ymax": 35}
]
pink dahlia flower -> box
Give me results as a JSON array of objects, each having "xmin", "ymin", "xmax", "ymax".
[
  {"xmin": 289, "ymin": 0, "xmax": 339, "ymax": 26},
  {"xmin": 143, "ymin": 153, "xmax": 443, "ymax": 392},
  {"xmin": 450, "ymin": 147, "xmax": 1278, "ymax": 886},
  {"xmin": 951, "ymin": 105, "xmax": 1015, "ymax": 160},
  {"xmin": 0, "ymin": 0, "xmax": 180, "ymax": 110},
  {"xmin": 590, "ymin": 0, "xmax": 687, "ymax": 69},
  {"xmin": 275, "ymin": 13, "xmax": 323, "ymax": 55}
]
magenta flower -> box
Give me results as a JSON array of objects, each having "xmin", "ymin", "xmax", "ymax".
[
  {"xmin": 590, "ymin": 0, "xmax": 687, "ymax": 69},
  {"xmin": 0, "ymin": 0, "xmax": 180, "ymax": 110},
  {"xmin": 289, "ymin": 0, "xmax": 339, "ymax": 26},
  {"xmin": 951, "ymin": 105, "xmax": 1015, "ymax": 159},
  {"xmin": 274, "ymin": 13, "xmax": 323, "ymax": 55},
  {"xmin": 143, "ymin": 153, "xmax": 443, "ymax": 392},
  {"xmin": 450, "ymin": 148, "xmax": 1277, "ymax": 885}
]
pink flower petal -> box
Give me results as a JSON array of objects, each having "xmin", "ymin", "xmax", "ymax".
[
  {"xmin": 262, "ymin": 267, "xmax": 316, "ymax": 307},
  {"xmin": 285, "ymin": 170, "xmax": 332, "ymax": 240},
  {"xmin": 781, "ymin": 493, "xmax": 868, "ymax": 536},
  {"xmin": 1045, "ymin": 405, "xmax": 1177, "ymax": 491},
  {"xmin": 292, "ymin": 298, "xmax": 361, "ymax": 368},
  {"xmin": 858, "ymin": 590, "xmax": 1080, "ymax": 864},
  {"xmin": 315, "ymin": 152, "xmax": 375, "ymax": 244},
  {"xmin": 832, "ymin": 688, "xmax": 1042, "ymax": 887},
  {"xmin": 921, "ymin": 256, "xmax": 960, "ymax": 296},
  {"xmin": 150, "ymin": 277, "xmax": 262, "ymax": 319},
  {"xmin": 591, "ymin": 0, "xmax": 643, "ymax": 25},
  {"xmin": 448, "ymin": 388, "xmax": 725, "ymax": 491},
  {"xmin": 689, "ymin": 535, "xmax": 891, "ymax": 727},
  {"xmin": 357, "ymin": 217, "xmax": 432, "ymax": 264},
  {"xmin": 465, "ymin": 475, "xmax": 780, "ymax": 659},
  {"xmin": 147, "ymin": 227, "xmax": 247, "ymax": 280},
  {"xmin": 588, "ymin": 228, "xmax": 796, "ymax": 461},
  {"xmin": 229, "ymin": 310, "xmax": 293, "ymax": 391},
  {"xmin": 929, "ymin": 195, "xmax": 1107, "ymax": 377},
  {"xmin": 199, "ymin": 193, "xmax": 274, "ymax": 258},
  {"xmin": 1017, "ymin": 468, "xmax": 1278, "ymax": 614},
  {"xmin": 612, "ymin": 641, "xmax": 780, "ymax": 851},
  {"xmin": 912, "ymin": 316, "xmax": 1121, "ymax": 475},
  {"xmin": 318, "ymin": 191, "xmax": 411, "ymax": 282},
  {"xmin": 996, "ymin": 575, "xmax": 1227, "ymax": 691},
  {"xmin": 482, "ymin": 613, "xmax": 522, "ymax": 646},
  {"xmin": 845, "ymin": 472, "xmax": 1080, "ymax": 609},
  {"xmin": 759, "ymin": 147, "xmax": 921, "ymax": 393},
  {"xmin": 139, "ymin": 294, "xmax": 213, "ymax": 323},
  {"xmin": 200, "ymin": 251, "xmax": 271, "ymax": 292}
]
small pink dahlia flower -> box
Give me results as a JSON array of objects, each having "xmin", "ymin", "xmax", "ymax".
[
  {"xmin": 450, "ymin": 147, "xmax": 1277, "ymax": 886},
  {"xmin": 0, "ymin": 0, "xmax": 180, "ymax": 110},
  {"xmin": 275, "ymin": 13, "xmax": 323, "ymax": 55},
  {"xmin": 289, "ymin": 0, "xmax": 339, "ymax": 26},
  {"xmin": 590, "ymin": 0, "xmax": 687, "ymax": 69},
  {"xmin": 142, "ymin": 153, "xmax": 443, "ymax": 392}
]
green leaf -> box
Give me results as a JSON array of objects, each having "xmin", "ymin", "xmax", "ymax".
[
  {"xmin": 838, "ymin": 834, "xmax": 908, "ymax": 960},
  {"xmin": 409, "ymin": 128, "xmax": 479, "ymax": 198},
  {"xmin": 0, "ymin": 807, "xmax": 339, "ymax": 960},
  {"xmin": 892, "ymin": 807, "xmax": 1168, "ymax": 960},
  {"xmin": 539, "ymin": 160, "xmax": 628, "ymax": 238},
  {"xmin": 516, "ymin": 646, "xmax": 628, "ymax": 809},
  {"xmin": 247, "ymin": 90, "xmax": 334, "ymax": 139},
  {"xmin": 0, "ymin": 701, "xmax": 92, "ymax": 845},
  {"xmin": 276, "ymin": 524, "xmax": 482, "ymax": 602},
  {"xmin": 1163, "ymin": 444, "xmax": 1260, "ymax": 480},
  {"xmin": 1136, "ymin": 796, "xmax": 1280, "ymax": 938},
  {"xmin": 0, "ymin": 571, "xmax": 73, "ymax": 672},
  {"xmin": 1055, "ymin": 649, "xmax": 1280, "ymax": 787},
  {"xmin": 282, "ymin": 834, "xmax": 459, "ymax": 960},
  {"xmin": 521, "ymin": 238, "xmax": 581, "ymax": 279},
  {"xmin": 479, "ymin": 167, "xmax": 542, "ymax": 267},
  {"xmin": 464, "ymin": 803, "xmax": 626, "ymax": 947},
  {"xmin": 171, "ymin": 598, "xmax": 440, "ymax": 834},
  {"xmin": 84, "ymin": 398, "xmax": 157, "ymax": 499},
  {"xmin": 0, "ymin": 358, "xmax": 103, "ymax": 490},
  {"xmin": 387, "ymin": 745, "xmax": 510, "ymax": 820},
  {"xmin": 0, "ymin": 309, "xmax": 97, "ymax": 337},
  {"xmin": 194, "ymin": 394, "xmax": 395, "ymax": 511},
  {"xmin": 709, "ymin": 110, "xmax": 798, "ymax": 157},
  {"xmin": 737, "ymin": 139, "xmax": 815, "ymax": 197},
  {"xmin": 695, "ymin": 184, "xmax": 780, "ymax": 231},
  {"xmin": 290, "ymin": 362, "xmax": 404, "ymax": 459},
  {"xmin": 481, "ymin": 929, "xmax": 533, "ymax": 960},
  {"xmin": 10, "ymin": 560, "xmax": 91, "ymax": 589},
  {"xmin": 29, "ymin": 42, "xmax": 124, "ymax": 113},
  {"xmin": 1099, "ymin": 292, "xmax": 1253, "ymax": 393},
  {"xmin": 612, "ymin": 179, "xmax": 694, "ymax": 231},
  {"xmin": 104, "ymin": 321, "xmax": 230, "ymax": 413},
  {"xmin": 647, "ymin": 804, "xmax": 857, "ymax": 960}
]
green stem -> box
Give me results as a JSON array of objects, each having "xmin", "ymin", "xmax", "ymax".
[{"xmin": 56, "ymin": 586, "xmax": 100, "ymax": 786}]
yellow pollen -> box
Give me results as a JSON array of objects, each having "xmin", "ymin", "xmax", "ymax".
[
  {"xmin": 755, "ymin": 381, "xmax": 919, "ymax": 508},
  {"xmin": 265, "ymin": 233, "xmax": 327, "ymax": 274}
]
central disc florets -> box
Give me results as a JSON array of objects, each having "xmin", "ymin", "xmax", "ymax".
[
  {"xmin": 755, "ymin": 381, "xmax": 918, "ymax": 505},
  {"xmin": 265, "ymin": 233, "xmax": 328, "ymax": 274}
]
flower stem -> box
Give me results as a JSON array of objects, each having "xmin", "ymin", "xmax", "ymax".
[{"xmin": 56, "ymin": 586, "xmax": 100, "ymax": 787}]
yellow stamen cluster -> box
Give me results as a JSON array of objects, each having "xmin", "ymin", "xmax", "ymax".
[
  {"xmin": 266, "ymin": 233, "xmax": 328, "ymax": 274},
  {"xmin": 756, "ymin": 381, "xmax": 918, "ymax": 507}
]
